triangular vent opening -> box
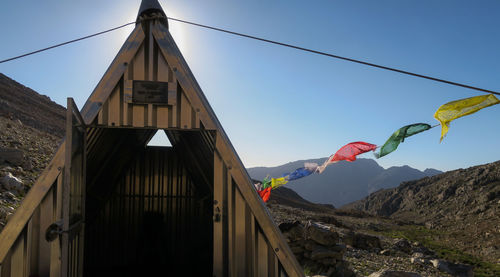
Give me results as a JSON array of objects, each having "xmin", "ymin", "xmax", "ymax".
[{"xmin": 147, "ymin": 130, "xmax": 172, "ymax": 147}]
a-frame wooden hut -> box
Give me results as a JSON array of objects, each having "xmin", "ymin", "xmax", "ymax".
[{"xmin": 0, "ymin": 1, "xmax": 304, "ymax": 276}]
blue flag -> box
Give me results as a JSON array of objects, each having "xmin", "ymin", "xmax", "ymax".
[{"xmin": 283, "ymin": 167, "xmax": 315, "ymax": 181}]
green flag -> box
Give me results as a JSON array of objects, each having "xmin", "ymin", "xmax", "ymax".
[{"xmin": 376, "ymin": 123, "xmax": 432, "ymax": 158}]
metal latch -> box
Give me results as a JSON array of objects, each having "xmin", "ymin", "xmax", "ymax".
[
  {"xmin": 45, "ymin": 216, "xmax": 83, "ymax": 242},
  {"xmin": 45, "ymin": 220, "xmax": 63, "ymax": 242}
]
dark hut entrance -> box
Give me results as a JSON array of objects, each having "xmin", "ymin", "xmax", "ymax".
[{"xmin": 82, "ymin": 128, "xmax": 214, "ymax": 276}]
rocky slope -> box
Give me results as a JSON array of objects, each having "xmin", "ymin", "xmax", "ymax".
[
  {"xmin": 270, "ymin": 203, "xmax": 473, "ymax": 277},
  {"xmin": 248, "ymin": 159, "xmax": 441, "ymax": 207},
  {"xmin": 0, "ymin": 73, "xmax": 64, "ymax": 231},
  {"xmin": 344, "ymin": 161, "xmax": 500, "ymax": 266}
]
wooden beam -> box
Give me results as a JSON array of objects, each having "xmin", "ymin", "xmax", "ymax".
[
  {"xmin": 80, "ymin": 25, "xmax": 145, "ymax": 124},
  {"xmin": 152, "ymin": 23, "xmax": 215, "ymax": 130},
  {"xmin": 212, "ymin": 153, "xmax": 223, "ymax": 277},
  {"xmin": 61, "ymin": 98, "xmax": 74, "ymax": 276}
]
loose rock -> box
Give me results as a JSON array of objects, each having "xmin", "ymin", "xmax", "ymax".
[
  {"xmin": 1, "ymin": 172, "xmax": 23, "ymax": 192},
  {"xmin": 431, "ymin": 259, "xmax": 473, "ymax": 277},
  {"xmin": 305, "ymin": 221, "xmax": 339, "ymax": 246},
  {"xmin": 392, "ymin": 238, "xmax": 412, "ymax": 254},
  {"xmin": 0, "ymin": 147, "xmax": 24, "ymax": 166}
]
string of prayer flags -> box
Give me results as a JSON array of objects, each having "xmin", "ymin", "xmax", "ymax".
[
  {"xmin": 434, "ymin": 94, "xmax": 500, "ymax": 142},
  {"xmin": 375, "ymin": 123, "xmax": 432, "ymax": 158},
  {"xmin": 271, "ymin": 177, "xmax": 288, "ymax": 189},
  {"xmin": 258, "ymin": 187, "xmax": 271, "ymax": 202},
  {"xmin": 282, "ymin": 163, "xmax": 319, "ymax": 181},
  {"xmin": 318, "ymin": 141, "xmax": 377, "ymax": 173},
  {"xmin": 253, "ymin": 94, "xmax": 500, "ymax": 202}
]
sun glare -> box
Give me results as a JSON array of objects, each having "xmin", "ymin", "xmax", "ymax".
[{"xmin": 165, "ymin": 9, "xmax": 188, "ymax": 55}]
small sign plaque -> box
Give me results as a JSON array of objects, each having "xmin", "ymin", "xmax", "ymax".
[{"xmin": 132, "ymin": 81, "xmax": 169, "ymax": 104}]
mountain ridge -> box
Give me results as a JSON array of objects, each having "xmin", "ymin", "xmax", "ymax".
[
  {"xmin": 343, "ymin": 160, "xmax": 500, "ymax": 263},
  {"xmin": 0, "ymin": 73, "xmax": 65, "ymax": 137},
  {"xmin": 247, "ymin": 158, "xmax": 442, "ymax": 207}
]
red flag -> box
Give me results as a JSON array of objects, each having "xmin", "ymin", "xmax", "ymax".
[
  {"xmin": 318, "ymin": 141, "xmax": 377, "ymax": 173},
  {"xmin": 258, "ymin": 187, "xmax": 272, "ymax": 202},
  {"xmin": 330, "ymin": 141, "xmax": 377, "ymax": 162}
]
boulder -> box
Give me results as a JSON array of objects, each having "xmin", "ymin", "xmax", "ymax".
[
  {"xmin": 316, "ymin": 215, "xmax": 342, "ymax": 227},
  {"xmin": 330, "ymin": 243, "xmax": 347, "ymax": 255},
  {"xmin": 290, "ymin": 245, "xmax": 304, "ymax": 254},
  {"xmin": 411, "ymin": 252, "xmax": 424, "ymax": 259},
  {"xmin": 279, "ymin": 221, "xmax": 304, "ymax": 242},
  {"xmin": 1, "ymin": 172, "xmax": 23, "ymax": 192},
  {"xmin": 411, "ymin": 244, "xmax": 434, "ymax": 256},
  {"xmin": 392, "ymin": 238, "xmax": 412, "ymax": 254},
  {"xmin": 304, "ymin": 240, "xmax": 318, "ymax": 251},
  {"xmin": 431, "ymin": 259, "xmax": 473, "ymax": 277},
  {"xmin": 305, "ymin": 221, "xmax": 339, "ymax": 246},
  {"xmin": 318, "ymin": 258, "xmax": 337, "ymax": 266},
  {"xmin": 410, "ymin": 257, "xmax": 426, "ymax": 264},
  {"xmin": 4, "ymin": 191, "xmax": 19, "ymax": 200},
  {"xmin": 0, "ymin": 206, "xmax": 9, "ymax": 221},
  {"xmin": 22, "ymin": 159, "xmax": 33, "ymax": 171},
  {"xmin": 338, "ymin": 229, "xmax": 381, "ymax": 250},
  {"xmin": 303, "ymin": 260, "xmax": 324, "ymax": 275},
  {"xmin": 352, "ymin": 233, "xmax": 381, "ymax": 250},
  {"xmin": 368, "ymin": 269, "xmax": 421, "ymax": 277},
  {"xmin": 310, "ymin": 246, "xmax": 343, "ymax": 260},
  {"xmin": 339, "ymin": 230, "xmax": 355, "ymax": 246},
  {"xmin": 0, "ymin": 147, "xmax": 24, "ymax": 166}
]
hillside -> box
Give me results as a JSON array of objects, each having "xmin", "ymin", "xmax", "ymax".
[
  {"xmin": 0, "ymin": 73, "xmax": 65, "ymax": 137},
  {"xmin": 269, "ymin": 186, "xmax": 335, "ymax": 212},
  {"xmin": 344, "ymin": 161, "xmax": 500, "ymax": 264},
  {"xmin": 248, "ymin": 159, "xmax": 441, "ymax": 207},
  {"xmin": 0, "ymin": 74, "xmax": 64, "ymax": 231}
]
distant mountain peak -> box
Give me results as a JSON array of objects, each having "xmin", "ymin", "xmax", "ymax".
[
  {"xmin": 423, "ymin": 168, "xmax": 443, "ymax": 176},
  {"xmin": 247, "ymin": 158, "xmax": 442, "ymax": 207}
]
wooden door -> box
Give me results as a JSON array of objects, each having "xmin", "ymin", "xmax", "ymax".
[{"xmin": 62, "ymin": 98, "xmax": 86, "ymax": 277}]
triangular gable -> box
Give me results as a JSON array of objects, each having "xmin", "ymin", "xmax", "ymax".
[{"xmin": 87, "ymin": 17, "xmax": 303, "ymax": 275}]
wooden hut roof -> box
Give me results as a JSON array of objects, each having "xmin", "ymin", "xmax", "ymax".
[{"xmin": 0, "ymin": 1, "xmax": 304, "ymax": 276}]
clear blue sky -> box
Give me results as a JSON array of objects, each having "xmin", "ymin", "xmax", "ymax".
[{"xmin": 1, "ymin": 0, "xmax": 499, "ymax": 172}]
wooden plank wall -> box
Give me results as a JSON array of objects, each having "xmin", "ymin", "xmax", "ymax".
[
  {"xmin": 0, "ymin": 174, "xmax": 63, "ymax": 277},
  {"xmin": 95, "ymin": 28, "xmax": 201, "ymax": 130},
  {"xmin": 213, "ymin": 153, "xmax": 289, "ymax": 277}
]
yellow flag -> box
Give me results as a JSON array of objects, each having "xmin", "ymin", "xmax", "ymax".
[
  {"xmin": 434, "ymin": 94, "xmax": 500, "ymax": 142},
  {"xmin": 271, "ymin": 177, "xmax": 288, "ymax": 189}
]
